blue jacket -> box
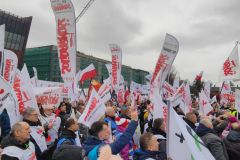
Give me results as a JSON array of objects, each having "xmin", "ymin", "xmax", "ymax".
[
  {"xmin": 0, "ymin": 109, "xmax": 11, "ymax": 136},
  {"xmin": 195, "ymin": 123, "xmax": 214, "ymax": 137},
  {"xmin": 103, "ymin": 116, "xmax": 117, "ymax": 136},
  {"xmin": 133, "ymin": 148, "xmax": 160, "ymax": 160},
  {"xmin": 82, "ymin": 120, "xmax": 138, "ymax": 159}
]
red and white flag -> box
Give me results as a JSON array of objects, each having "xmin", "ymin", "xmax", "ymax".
[
  {"xmin": 149, "ymin": 67, "xmax": 164, "ymax": 102},
  {"xmin": 50, "ymin": 0, "xmax": 77, "ymax": 87},
  {"xmin": 73, "ymin": 70, "xmax": 81, "ymax": 94},
  {"xmin": 219, "ymin": 44, "xmax": 240, "ymax": 82},
  {"xmin": 0, "ymin": 75, "xmax": 12, "ymax": 112},
  {"xmin": 151, "ymin": 34, "xmax": 179, "ymax": 87},
  {"xmin": 162, "ymin": 81, "xmax": 176, "ymax": 100},
  {"xmin": 204, "ymin": 81, "xmax": 211, "ymax": 101},
  {"xmin": 109, "ymin": 44, "xmax": 122, "ymax": 94},
  {"xmin": 196, "ymin": 71, "xmax": 203, "ymax": 81},
  {"xmin": 5, "ymin": 64, "xmax": 38, "ymax": 126},
  {"xmin": 78, "ymin": 88, "xmax": 106, "ymax": 127},
  {"xmin": 199, "ymin": 90, "xmax": 212, "ymax": 115},
  {"xmin": 184, "ymin": 81, "xmax": 192, "ymax": 114},
  {"xmin": 79, "ymin": 63, "xmax": 98, "ymax": 85},
  {"xmin": 1, "ymin": 49, "xmax": 18, "ymax": 86},
  {"xmin": 124, "ymin": 86, "xmax": 130, "ymax": 102},
  {"xmin": 170, "ymin": 83, "xmax": 185, "ymax": 108}
]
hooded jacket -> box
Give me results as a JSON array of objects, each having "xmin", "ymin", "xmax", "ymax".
[
  {"xmin": 222, "ymin": 130, "xmax": 240, "ymax": 155},
  {"xmin": 1, "ymin": 134, "xmax": 36, "ymax": 160},
  {"xmin": 196, "ymin": 123, "xmax": 229, "ymax": 160},
  {"xmin": 148, "ymin": 127, "xmax": 167, "ymax": 160},
  {"xmin": 52, "ymin": 128, "xmax": 85, "ymax": 160},
  {"xmin": 133, "ymin": 148, "xmax": 161, "ymax": 160},
  {"xmin": 82, "ymin": 120, "xmax": 138, "ymax": 160},
  {"xmin": 103, "ymin": 115, "xmax": 117, "ymax": 136}
]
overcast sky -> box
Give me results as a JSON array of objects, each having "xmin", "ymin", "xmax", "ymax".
[{"xmin": 1, "ymin": 0, "xmax": 240, "ymax": 87}]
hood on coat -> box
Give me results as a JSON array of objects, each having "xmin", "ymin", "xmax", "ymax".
[
  {"xmin": 82, "ymin": 135, "xmax": 103, "ymax": 155},
  {"xmin": 133, "ymin": 148, "xmax": 159, "ymax": 160},
  {"xmin": 227, "ymin": 130, "xmax": 240, "ymax": 142},
  {"xmin": 195, "ymin": 123, "xmax": 214, "ymax": 137},
  {"xmin": 1, "ymin": 133, "xmax": 30, "ymax": 150}
]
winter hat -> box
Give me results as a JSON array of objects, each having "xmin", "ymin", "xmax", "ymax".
[
  {"xmin": 225, "ymin": 116, "xmax": 239, "ymax": 131},
  {"xmin": 115, "ymin": 117, "xmax": 129, "ymax": 128}
]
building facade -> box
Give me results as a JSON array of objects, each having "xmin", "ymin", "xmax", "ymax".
[
  {"xmin": 23, "ymin": 45, "xmax": 149, "ymax": 88},
  {"xmin": 0, "ymin": 9, "xmax": 32, "ymax": 68}
]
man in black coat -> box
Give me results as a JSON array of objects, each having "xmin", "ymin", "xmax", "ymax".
[
  {"xmin": 148, "ymin": 118, "xmax": 167, "ymax": 160},
  {"xmin": 222, "ymin": 123, "xmax": 240, "ymax": 158},
  {"xmin": 63, "ymin": 98, "xmax": 72, "ymax": 114},
  {"xmin": 52, "ymin": 118, "xmax": 85, "ymax": 160},
  {"xmin": 183, "ymin": 113, "xmax": 197, "ymax": 131}
]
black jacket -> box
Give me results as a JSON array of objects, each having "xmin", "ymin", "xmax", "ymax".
[
  {"xmin": 120, "ymin": 113, "xmax": 131, "ymax": 120},
  {"xmin": 183, "ymin": 117, "xmax": 196, "ymax": 131},
  {"xmin": 222, "ymin": 130, "xmax": 240, "ymax": 156},
  {"xmin": 149, "ymin": 127, "xmax": 167, "ymax": 160},
  {"xmin": 23, "ymin": 119, "xmax": 48, "ymax": 160},
  {"xmin": 58, "ymin": 112, "xmax": 67, "ymax": 126},
  {"xmin": 1, "ymin": 134, "xmax": 31, "ymax": 160},
  {"xmin": 212, "ymin": 118, "xmax": 229, "ymax": 136},
  {"xmin": 65, "ymin": 102, "xmax": 72, "ymax": 114},
  {"xmin": 133, "ymin": 148, "xmax": 161, "ymax": 160},
  {"xmin": 52, "ymin": 128, "xmax": 85, "ymax": 160}
]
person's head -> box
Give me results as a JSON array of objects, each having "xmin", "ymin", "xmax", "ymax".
[
  {"xmin": 11, "ymin": 122, "xmax": 31, "ymax": 143},
  {"xmin": 37, "ymin": 103, "xmax": 44, "ymax": 113},
  {"xmin": 177, "ymin": 108, "xmax": 184, "ymax": 114},
  {"xmin": 79, "ymin": 99, "xmax": 84, "ymax": 104},
  {"xmin": 23, "ymin": 108, "xmax": 38, "ymax": 122},
  {"xmin": 65, "ymin": 118, "xmax": 79, "ymax": 132},
  {"xmin": 63, "ymin": 98, "xmax": 68, "ymax": 104},
  {"xmin": 115, "ymin": 117, "xmax": 129, "ymax": 128},
  {"xmin": 225, "ymin": 112, "xmax": 232, "ymax": 117},
  {"xmin": 153, "ymin": 118, "xmax": 165, "ymax": 131},
  {"xmin": 60, "ymin": 105, "xmax": 66, "ymax": 112},
  {"xmin": 231, "ymin": 105, "xmax": 235, "ymax": 110},
  {"xmin": 112, "ymin": 99, "xmax": 116, "ymax": 102},
  {"xmin": 89, "ymin": 121, "xmax": 110, "ymax": 140},
  {"xmin": 231, "ymin": 123, "xmax": 240, "ymax": 132},
  {"xmin": 139, "ymin": 132, "xmax": 159, "ymax": 151},
  {"xmin": 112, "ymin": 106, "xmax": 117, "ymax": 113},
  {"xmin": 138, "ymin": 101, "xmax": 141, "ymax": 105},
  {"xmin": 185, "ymin": 112, "xmax": 197, "ymax": 124},
  {"xmin": 106, "ymin": 107, "xmax": 115, "ymax": 117},
  {"xmin": 76, "ymin": 104, "xmax": 85, "ymax": 114},
  {"xmin": 126, "ymin": 101, "xmax": 131, "ymax": 106},
  {"xmin": 125, "ymin": 107, "xmax": 131, "ymax": 117},
  {"xmin": 147, "ymin": 105, "xmax": 151, "ymax": 112},
  {"xmin": 44, "ymin": 105, "xmax": 53, "ymax": 116},
  {"xmin": 191, "ymin": 108, "xmax": 199, "ymax": 117},
  {"xmin": 200, "ymin": 119, "xmax": 213, "ymax": 129},
  {"xmin": 223, "ymin": 103, "xmax": 227, "ymax": 108}
]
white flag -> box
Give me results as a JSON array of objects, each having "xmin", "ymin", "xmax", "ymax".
[
  {"xmin": 79, "ymin": 88, "xmax": 86, "ymax": 103},
  {"xmin": 78, "ymin": 88, "xmax": 106, "ymax": 127},
  {"xmin": 109, "ymin": 44, "xmax": 122, "ymax": 94},
  {"xmin": 98, "ymin": 82, "xmax": 111, "ymax": 103},
  {"xmin": 33, "ymin": 87, "xmax": 62, "ymax": 109},
  {"xmin": 50, "ymin": 0, "xmax": 77, "ymax": 87},
  {"xmin": 149, "ymin": 67, "xmax": 164, "ymax": 102},
  {"xmin": 73, "ymin": 70, "xmax": 81, "ymax": 95},
  {"xmin": 168, "ymin": 106, "xmax": 215, "ymax": 160},
  {"xmin": 151, "ymin": 34, "xmax": 179, "ymax": 87},
  {"xmin": 204, "ymin": 81, "xmax": 211, "ymax": 101},
  {"xmin": 184, "ymin": 81, "xmax": 192, "ymax": 114},
  {"xmin": 235, "ymin": 89, "xmax": 240, "ymax": 111},
  {"xmin": 173, "ymin": 76, "xmax": 180, "ymax": 90},
  {"xmin": 0, "ymin": 75, "xmax": 12, "ymax": 112},
  {"xmin": 199, "ymin": 90, "xmax": 212, "ymax": 115},
  {"xmin": 31, "ymin": 67, "xmax": 38, "ymax": 87},
  {"xmin": 221, "ymin": 81, "xmax": 231, "ymax": 94},
  {"xmin": 118, "ymin": 76, "xmax": 125, "ymax": 103},
  {"xmin": 145, "ymin": 74, "xmax": 153, "ymax": 81},
  {"xmin": 2, "ymin": 49, "xmax": 18, "ymax": 86},
  {"xmin": 218, "ymin": 44, "xmax": 240, "ymax": 82},
  {"xmin": 162, "ymin": 81, "xmax": 176, "ymax": 100}
]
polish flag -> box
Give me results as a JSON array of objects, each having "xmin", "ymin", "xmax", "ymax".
[
  {"xmin": 79, "ymin": 64, "xmax": 98, "ymax": 85},
  {"xmin": 124, "ymin": 86, "xmax": 130, "ymax": 102},
  {"xmin": 196, "ymin": 71, "xmax": 203, "ymax": 81}
]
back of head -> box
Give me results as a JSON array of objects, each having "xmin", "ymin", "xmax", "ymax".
[
  {"xmin": 65, "ymin": 118, "xmax": 76, "ymax": 129},
  {"xmin": 231, "ymin": 123, "xmax": 240, "ymax": 132},
  {"xmin": 11, "ymin": 122, "xmax": 23, "ymax": 137},
  {"xmin": 22, "ymin": 107, "xmax": 37, "ymax": 120},
  {"xmin": 139, "ymin": 132, "xmax": 154, "ymax": 150},
  {"xmin": 191, "ymin": 108, "xmax": 199, "ymax": 115},
  {"xmin": 89, "ymin": 121, "xmax": 108, "ymax": 137},
  {"xmin": 200, "ymin": 119, "xmax": 213, "ymax": 129},
  {"xmin": 185, "ymin": 112, "xmax": 194, "ymax": 120},
  {"xmin": 153, "ymin": 118, "xmax": 164, "ymax": 129},
  {"xmin": 125, "ymin": 107, "xmax": 131, "ymax": 116},
  {"xmin": 76, "ymin": 104, "xmax": 84, "ymax": 111}
]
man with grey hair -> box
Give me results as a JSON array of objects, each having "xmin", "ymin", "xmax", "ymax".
[
  {"xmin": 22, "ymin": 108, "xmax": 48, "ymax": 160},
  {"xmin": 196, "ymin": 119, "xmax": 229, "ymax": 160},
  {"xmin": 103, "ymin": 107, "xmax": 117, "ymax": 136},
  {"xmin": 41, "ymin": 105, "xmax": 61, "ymax": 146},
  {"xmin": 1, "ymin": 122, "xmax": 36, "ymax": 160}
]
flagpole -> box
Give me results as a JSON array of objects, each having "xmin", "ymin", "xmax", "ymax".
[{"xmin": 166, "ymin": 100, "xmax": 170, "ymax": 159}]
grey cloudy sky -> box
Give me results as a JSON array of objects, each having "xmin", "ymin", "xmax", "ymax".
[{"xmin": 1, "ymin": 0, "xmax": 240, "ymax": 86}]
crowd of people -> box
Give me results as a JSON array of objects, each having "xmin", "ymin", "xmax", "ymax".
[{"xmin": 0, "ymin": 97, "xmax": 239, "ymax": 160}]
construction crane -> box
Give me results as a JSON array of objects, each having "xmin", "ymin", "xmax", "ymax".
[{"xmin": 75, "ymin": 0, "xmax": 95, "ymax": 23}]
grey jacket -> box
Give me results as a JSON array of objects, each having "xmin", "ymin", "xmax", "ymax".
[
  {"xmin": 200, "ymin": 133, "xmax": 229, "ymax": 160},
  {"xmin": 212, "ymin": 118, "xmax": 229, "ymax": 136},
  {"xmin": 76, "ymin": 111, "xmax": 89, "ymax": 143}
]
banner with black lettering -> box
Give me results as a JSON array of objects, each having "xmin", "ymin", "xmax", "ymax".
[
  {"xmin": 151, "ymin": 34, "xmax": 179, "ymax": 87},
  {"xmin": 109, "ymin": 44, "xmax": 122, "ymax": 94},
  {"xmin": 50, "ymin": 0, "xmax": 77, "ymax": 87},
  {"xmin": 78, "ymin": 88, "xmax": 106, "ymax": 127},
  {"xmin": 1, "ymin": 49, "xmax": 18, "ymax": 86}
]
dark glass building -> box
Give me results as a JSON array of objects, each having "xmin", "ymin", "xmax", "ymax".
[{"xmin": 0, "ymin": 9, "xmax": 32, "ymax": 68}]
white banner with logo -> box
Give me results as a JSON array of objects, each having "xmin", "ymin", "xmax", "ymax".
[
  {"xmin": 235, "ymin": 89, "xmax": 240, "ymax": 111},
  {"xmin": 31, "ymin": 67, "xmax": 38, "ymax": 87},
  {"xmin": 199, "ymin": 90, "xmax": 213, "ymax": 115},
  {"xmin": 78, "ymin": 88, "xmax": 106, "ymax": 127},
  {"xmin": 2, "ymin": 49, "xmax": 18, "ymax": 86},
  {"xmin": 5, "ymin": 64, "xmax": 38, "ymax": 126},
  {"xmin": 0, "ymin": 75, "xmax": 12, "ymax": 112},
  {"xmin": 98, "ymin": 82, "xmax": 111, "ymax": 104},
  {"xmin": 50, "ymin": 0, "xmax": 77, "ymax": 87},
  {"xmin": 204, "ymin": 81, "xmax": 211, "ymax": 101},
  {"xmin": 162, "ymin": 81, "xmax": 176, "ymax": 100},
  {"xmin": 118, "ymin": 76, "xmax": 125, "ymax": 103},
  {"xmin": 33, "ymin": 87, "xmax": 62, "ymax": 109},
  {"xmin": 109, "ymin": 44, "xmax": 122, "ymax": 94}
]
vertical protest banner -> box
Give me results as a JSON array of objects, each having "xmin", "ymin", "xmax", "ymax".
[
  {"xmin": 0, "ymin": 24, "xmax": 5, "ymax": 75},
  {"xmin": 235, "ymin": 89, "xmax": 240, "ymax": 111},
  {"xmin": 151, "ymin": 34, "xmax": 179, "ymax": 87},
  {"xmin": 1, "ymin": 50, "xmax": 18, "ymax": 86},
  {"xmin": 50, "ymin": 0, "xmax": 77, "ymax": 87},
  {"xmin": 0, "ymin": 75, "xmax": 12, "ymax": 112},
  {"xmin": 109, "ymin": 44, "xmax": 122, "ymax": 94}
]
